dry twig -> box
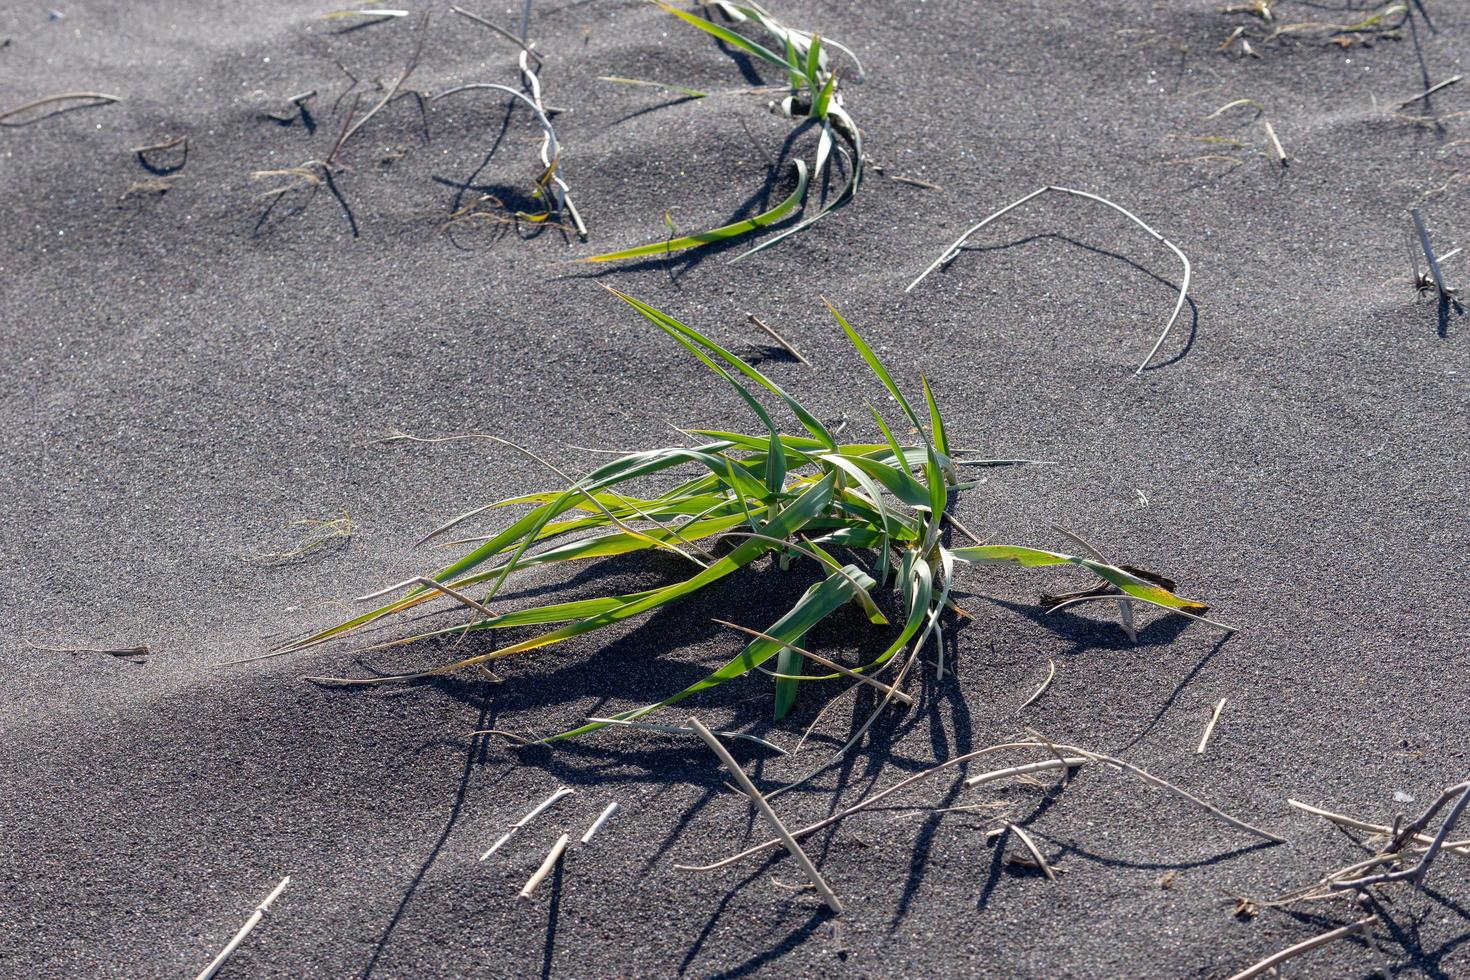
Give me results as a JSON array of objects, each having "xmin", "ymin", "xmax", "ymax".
[
  {"xmin": 1197, "ymin": 697, "xmax": 1228, "ymax": 754},
  {"xmin": 688, "ymin": 716, "xmax": 843, "ymax": 913},
  {"xmin": 194, "ymin": 876, "xmax": 290, "ymax": 980},
  {"xmin": 1225, "ymin": 915, "xmax": 1377, "ymax": 980},
  {"xmin": 519, "ymin": 834, "xmax": 569, "ymax": 899}
]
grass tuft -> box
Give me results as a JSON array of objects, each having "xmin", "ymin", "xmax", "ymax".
[
  {"xmin": 276, "ymin": 291, "xmax": 1221, "ymax": 741},
  {"xmin": 582, "ymin": 1, "xmax": 863, "ymax": 262}
]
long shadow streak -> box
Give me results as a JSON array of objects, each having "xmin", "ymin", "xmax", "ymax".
[{"xmin": 360, "ymin": 696, "xmax": 493, "ymax": 978}]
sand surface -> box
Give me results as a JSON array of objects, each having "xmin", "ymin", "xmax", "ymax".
[{"xmin": 2, "ymin": 0, "xmax": 1468, "ymax": 976}]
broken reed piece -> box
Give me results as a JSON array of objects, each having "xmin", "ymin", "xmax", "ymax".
[
  {"xmin": 1197, "ymin": 697, "xmax": 1228, "ymax": 754},
  {"xmin": 747, "ymin": 313, "xmax": 812, "ymax": 367},
  {"xmin": 519, "ymin": 834, "xmax": 570, "ymax": 900},
  {"xmin": 687, "ymin": 716, "xmax": 843, "ymax": 914},
  {"xmin": 580, "ymin": 802, "xmax": 619, "ymax": 844},
  {"xmin": 1225, "ymin": 915, "xmax": 1377, "ymax": 980},
  {"xmin": 481, "ymin": 786, "xmax": 575, "ymax": 860},
  {"xmin": 904, "ymin": 185, "xmax": 1191, "ymax": 374},
  {"xmin": 130, "ymin": 134, "xmax": 187, "ymax": 156},
  {"xmin": 1263, "ymin": 120, "xmax": 1289, "ymax": 167},
  {"xmin": 1410, "ymin": 209, "xmax": 1455, "ymax": 299},
  {"xmin": 194, "ymin": 875, "xmax": 291, "ymax": 980},
  {"xmin": 26, "ymin": 639, "xmax": 151, "ymax": 659}
]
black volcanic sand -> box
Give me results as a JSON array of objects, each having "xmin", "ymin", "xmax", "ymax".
[{"xmin": 2, "ymin": 1, "xmax": 1468, "ymax": 976}]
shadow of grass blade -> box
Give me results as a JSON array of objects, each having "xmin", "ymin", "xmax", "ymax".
[{"xmin": 949, "ymin": 545, "xmax": 1209, "ymax": 611}]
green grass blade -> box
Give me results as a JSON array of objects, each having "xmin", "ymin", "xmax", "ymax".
[
  {"xmin": 517, "ymin": 512, "xmax": 748, "ymax": 567},
  {"xmin": 773, "ymin": 631, "xmax": 806, "ymax": 719},
  {"xmin": 548, "ymin": 561, "xmax": 874, "ymax": 739},
  {"xmin": 581, "ymin": 160, "xmax": 808, "ymax": 262},
  {"xmin": 812, "ymin": 70, "xmax": 836, "ymax": 117},
  {"xmin": 805, "ymin": 33, "xmax": 823, "ymax": 85},
  {"xmin": 354, "ymin": 474, "xmax": 842, "ymax": 681},
  {"xmin": 921, "ymin": 374, "xmax": 949, "ymax": 456},
  {"xmin": 606, "ymin": 289, "xmax": 838, "ymax": 451},
  {"xmin": 734, "ymin": 109, "xmax": 862, "ymax": 260},
  {"xmin": 820, "ymin": 453, "xmax": 929, "ymax": 509},
  {"xmin": 652, "ymin": 0, "xmax": 794, "ymax": 75},
  {"xmin": 825, "ymin": 301, "xmax": 925, "ymax": 436}
]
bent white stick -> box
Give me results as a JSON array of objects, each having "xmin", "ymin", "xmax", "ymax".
[{"xmin": 905, "ymin": 185, "xmax": 1191, "ymax": 374}]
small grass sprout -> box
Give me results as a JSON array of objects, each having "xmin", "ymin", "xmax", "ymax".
[
  {"xmin": 276, "ymin": 291, "xmax": 1218, "ymax": 740},
  {"xmin": 582, "ymin": 1, "xmax": 864, "ymax": 262}
]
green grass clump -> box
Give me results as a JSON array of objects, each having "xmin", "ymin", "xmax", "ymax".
[
  {"xmin": 281, "ymin": 291, "xmax": 1213, "ymax": 741},
  {"xmin": 582, "ymin": 1, "xmax": 864, "ymax": 263}
]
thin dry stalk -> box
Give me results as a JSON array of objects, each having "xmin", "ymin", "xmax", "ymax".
[
  {"xmin": 1019, "ymin": 659, "xmax": 1056, "ymax": 710},
  {"xmin": 1197, "ymin": 697, "xmax": 1228, "ymax": 754},
  {"xmin": 687, "ymin": 716, "xmax": 842, "ymax": 913},
  {"xmin": 0, "ymin": 91, "xmax": 120, "ymax": 123},
  {"xmin": 1263, "ymin": 120, "xmax": 1288, "ymax": 167},
  {"xmin": 586, "ymin": 717, "xmax": 788, "ymax": 756},
  {"xmin": 747, "ymin": 314, "xmax": 812, "ymax": 367},
  {"xmin": 580, "ymin": 802, "xmax": 619, "ymax": 844},
  {"xmin": 26, "ymin": 639, "xmax": 151, "ymax": 659},
  {"xmin": 1053, "ymin": 739, "xmax": 1283, "ymax": 843},
  {"xmin": 1004, "ymin": 822, "xmax": 1056, "ymax": 880},
  {"xmin": 247, "ymin": 513, "xmax": 353, "ymax": 566},
  {"xmin": 397, "ymin": 576, "xmax": 495, "ymax": 619},
  {"xmin": 329, "ymin": 12, "xmax": 430, "ymax": 167},
  {"xmin": 518, "ymin": 834, "xmax": 569, "ymax": 899},
  {"xmin": 680, "ymin": 737, "xmax": 1281, "ymax": 873},
  {"xmin": 1289, "ymin": 797, "xmax": 1470, "ymax": 856},
  {"xmin": 1225, "ymin": 915, "xmax": 1377, "ymax": 980},
  {"xmin": 712, "ymin": 618, "xmax": 913, "ymax": 705},
  {"xmin": 482, "ymin": 785, "xmax": 574, "ymax": 859},
  {"xmin": 942, "ymin": 512, "xmax": 985, "ymax": 546},
  {"xmin": 1051, "ymin": 524, "xmax": 1135, "ymax": 640},
  {"xmin": 1044, "ymin": 593, "xmax": 1239, "ymax": 633},
  {"xmin": 1329, "ymin": 781, "xmax": 1470, "ymax": 890},
  {"xmin": 194, "ymin": 875, "xmax": 290, "ymax": 980},
  {"xmin": 1399, "ymin": 74, "xmax": 1464, "ymax": 108},
  {"xmin": 905, "ymin": 185, "xmax": 1191, "ymax": 374},
  {"xmin": 450, "ymin": 4, "xmax": 543, "ymax": 64}
]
